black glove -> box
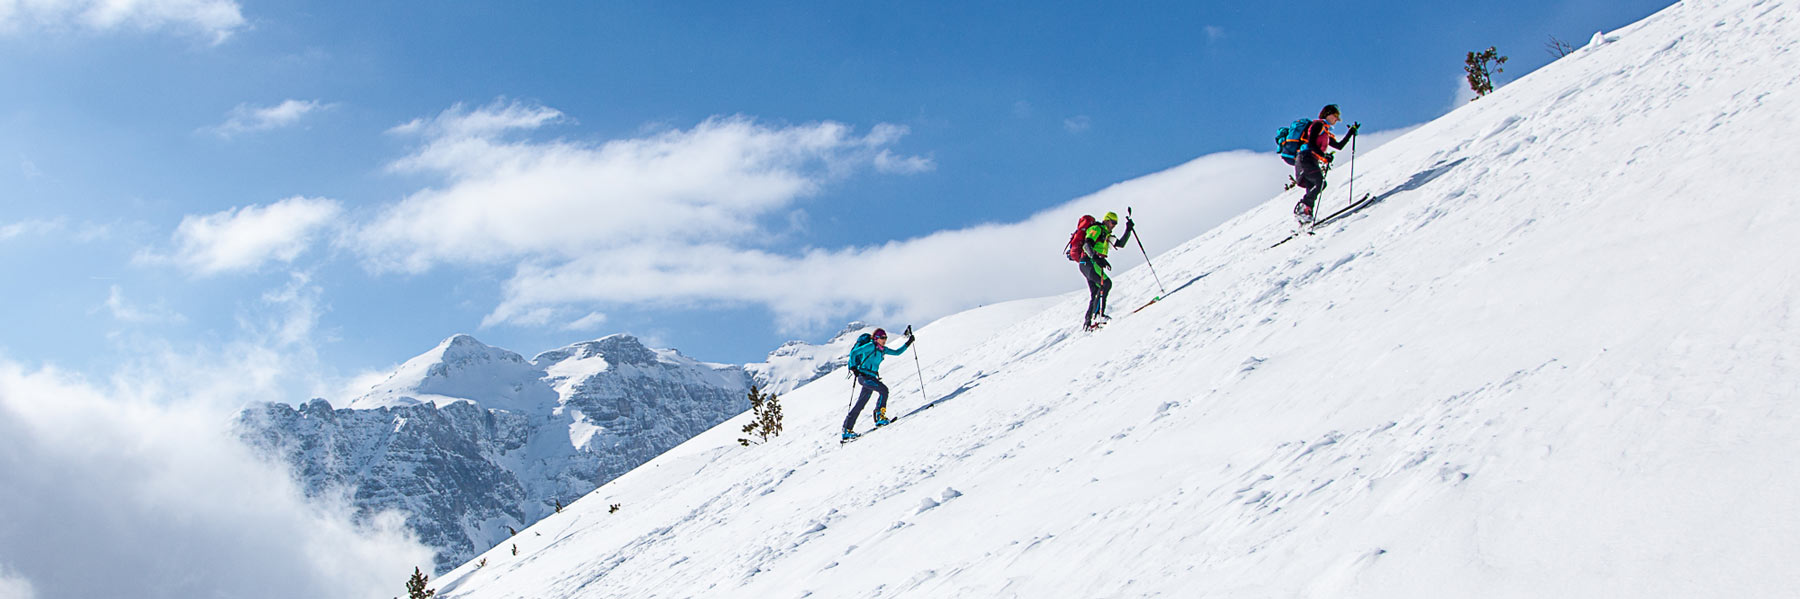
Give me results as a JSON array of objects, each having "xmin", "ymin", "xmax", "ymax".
[
  {"xmin": 1096, "ymin": 256, "xmax": 1111, "ymax": 269},
  {"xmin": 1325, "ymin": 151, "xmax": 1337, "ymax": 163},
  {"xmin": 1348, "ymin": 122, "xmax": 1361, "ymax": 137}
]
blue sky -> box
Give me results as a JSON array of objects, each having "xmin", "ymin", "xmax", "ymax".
[{"xmin": 0, "ymin": 0, "xmax": 1672, "ymax": 405}]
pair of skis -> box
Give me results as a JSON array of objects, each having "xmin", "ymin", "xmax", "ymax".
[
  {"xmin": 1268, "ymin": 193, "xmax": 1373, "ymax": 249},
  {"xmin": 839, "ymin": 404, "xmax": 932, "ymax": 443}
]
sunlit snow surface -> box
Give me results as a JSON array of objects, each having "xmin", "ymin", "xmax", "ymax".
[{"xmin": 437, "ymin": 1, "xmax": 1800, "ymax": 596}]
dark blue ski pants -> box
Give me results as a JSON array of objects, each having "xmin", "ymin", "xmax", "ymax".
[{"xmin": 843, "ymin": 372, "xmax": 888, "ymax": 431}]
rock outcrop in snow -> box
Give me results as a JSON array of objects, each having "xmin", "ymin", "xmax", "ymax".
[{"xmin": 234, "ymin": 333, "xmax": 748, "ymax": 571}]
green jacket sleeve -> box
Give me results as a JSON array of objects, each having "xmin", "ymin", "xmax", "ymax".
[{"xmin": 1084, "ymin": 224, "xmax": 1112, "ymax": 258}]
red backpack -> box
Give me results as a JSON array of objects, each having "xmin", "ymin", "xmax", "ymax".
[{"xmin": 1064, "ymin": 214, "xmax": 1098, "ymax": 261}]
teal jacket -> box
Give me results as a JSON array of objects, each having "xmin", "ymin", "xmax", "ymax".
[{"xmin": 848, "ymin": 333, "xmax": 910, "ymax": 377}]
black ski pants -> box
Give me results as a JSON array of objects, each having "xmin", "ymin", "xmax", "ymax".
[
  {"xmin": 843, "ymin": 372, "xmax": 888, "ymax": 431},
  {"xmin": 1295, "ymin": 155, "xmax": 1327, "ymax": 210},
  {"xmin": 1080, "ymin": 259, "xmax": 1111, "ymax": 323}
]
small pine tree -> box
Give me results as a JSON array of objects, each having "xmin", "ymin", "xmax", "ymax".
[
  {"xmin": 736, "ymin": 385, "xmax": 785, "ymax": 446},
  {"xmin": 405, "ymin": 567, "xmax": 436, "ymax": 599},
  {"xmin": 1544, "ymin": 35, "xmax": 1575, "ymax": 59},
  {"xmin": 1465, "ymin": 46, "xmax": 1509, "ymax": 100},
  {"xmin": 609, "ymin": 503, "xmax": 621, "ymax": 514},
  {"xmin": 554, "ymin": 499, "xmax": 563, "ymax": 513},
  {"xmin": 512, "ymin": 543, "xmax": 519, "ymax": 556},
  {"xmin": 506, "ymin": 526, "xmax": 517, "ymax": 537},
  {"xmin": 476, "ymin": 558, "xmax": 487, "ymax": 569}
]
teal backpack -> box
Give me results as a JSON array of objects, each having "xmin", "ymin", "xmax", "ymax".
[{"xmin": 1275, "ymin": 117, "xmax": 1316, "ymax": 165}]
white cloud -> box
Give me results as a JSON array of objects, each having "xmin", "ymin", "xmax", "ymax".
[
  {"xmin": 142, "ymin": 196, "xmax": 341, "ymax": 276},
  {"xmin": 564, "ymin": 311, "xmax": 608, "ymax": 331},
  {"xmin": 100, "ymin": 272, "xmax": 335, "ymax": 411},
  {"xmin": 0, "ymin": 360, "xmax": 431, "ymax": 599},
  {"xmin": 1012, "ymin": 100, "xmax": 1034, "ymax": 119},
  {"xmin": 104, "ymin": 285, "xmax": 187, "ymax": 324},
  {"xmin": 0, "ymin": 566, "xmax": 35, "ymax": 599},
  {"xmin": 0, "ymin": 219, "xmax": 61, "ymax": 241},
  {"xmin": 255, "ymin": 271, "xmax": 325, "ymax": 346},
  {"xmin": 19, "ymin": 158, "xmax": 41, "ymax": 180},
  {"xmin": 482, "ymin": 123, "xmax": 1425, "ymax": 333},
  {"xmin": 355, "ymin": 100, "xmax": 931, "ymax": 273},
  {"xmin": 1064, "ymin": 115, "xmax": 1092, "ymax": 133},
  {"xmin": 484, "ymin": 148, "xmax": 1293, "ymax": 332},
  {"xmin": 0, "ymin": 0, "xmax": 246, "ymax": 44},
  {"xmin": 0, "ymin": 264, "xmax": 422, "ymax": 597},
  {"xmin": 0, "ymin": 219, "xmax": 112, "ymax": 244},
  {"xmin": 1204, "ymin": 25, "xmax": 1225, "ymax": 43},
  {"xmin": 874, "ymin": 149, "xmax": 934, "ymax": 174},
  {"xmin": 205, "ymin": 99, "xmax": 332, "ymax": 138},
  {"xmin": 386, "ymin": 98, "xmax": 564, "ymax": 141}
]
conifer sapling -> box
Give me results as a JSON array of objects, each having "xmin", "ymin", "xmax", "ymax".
[{"xmin": 737, "ymin": 385, "xmax": 784, "ymax": 446}]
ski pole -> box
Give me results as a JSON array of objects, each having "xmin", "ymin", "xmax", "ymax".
[
  {"xmin": 905, "ymin": 325, "xmax": 928, "ymax": 404},
  {"xmin": 1126, "ymin": 207, "xmax": 1169, "ymax": 300},
  {"xmin": 1343, "ymin": 129, "xmax": 1358, "ymax": 210}
]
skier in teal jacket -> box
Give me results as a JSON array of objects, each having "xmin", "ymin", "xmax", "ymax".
[{"xmin": 841, "ymin": 327, "xmax": 913, "ymax": 441}]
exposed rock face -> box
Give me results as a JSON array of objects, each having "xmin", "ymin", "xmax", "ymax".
[{"xmin": 234, "ymin": 334, "xmax": 747, "ymax": 572}]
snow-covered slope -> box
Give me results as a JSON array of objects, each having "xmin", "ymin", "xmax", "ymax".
[
  {"xmin": 235, "ymin": 333, "xmax": 749, "ymax": 572},
  {"xmin": 433, "ymin": 1, "xmax": 1800, "ymax": 596}
]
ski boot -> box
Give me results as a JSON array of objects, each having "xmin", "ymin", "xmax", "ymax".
[
  {"xmin": 874, "ymin": 408, "xmax": 891, "ymax": 427},
  {"xmin": 841, "ymin": 429, "xmax": 860, "ymax": 443},
  {"xmin": 1294, "ymin": 202, "xmax": 1315, "ymax": 226}
]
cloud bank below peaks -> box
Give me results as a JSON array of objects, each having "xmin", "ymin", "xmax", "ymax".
[{"xmin": 0, "ymin": 362, "xmax": 432, "ymax": 598}]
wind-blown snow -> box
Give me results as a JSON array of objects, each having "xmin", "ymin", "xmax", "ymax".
[{"xmin": 432, "ymin": 1, "xmax": 1800, "ymax": 596}]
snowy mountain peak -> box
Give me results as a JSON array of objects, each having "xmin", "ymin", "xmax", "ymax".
[
  {"xmin": 298, "ymin": 397, "xmax": 333, "ymax": 418},
  {"xmin": 431, "ymin": 333, "xmax": 528, "ymax": 367},
  {"xmin": 349, "ymin": 333, "xmax": 553, "ymax": 411},
  {"xmin": 589, "ymin": 334, "xmax": 657, "ymax": 366},
  {"xmin": 240, "ymin": 331, "xmax": 755, "ymax": 572},
  {"xmin": 534, "ymin": 334, "xmax": 664, "ymax": 367},
  {"xmin": 830, "ymin": 320, "xmax": 870, "ymax": 340},
  {"xmin": 746, "ymin": 321, "xmax": 876, "ymax": 394}
]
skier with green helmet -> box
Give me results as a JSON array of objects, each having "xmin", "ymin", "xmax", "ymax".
[
  {"xmin": 1079, "ymin": 211, "xmax": 1134, "ymax": 330},
  {"xmin": 841, "ymin": 327, "xmax": 914, "ymax": 441}
]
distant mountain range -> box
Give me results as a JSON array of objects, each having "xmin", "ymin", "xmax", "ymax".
[{"xmin": 234, "ymin": 326, "xmax": 864, "ymax": 571}]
